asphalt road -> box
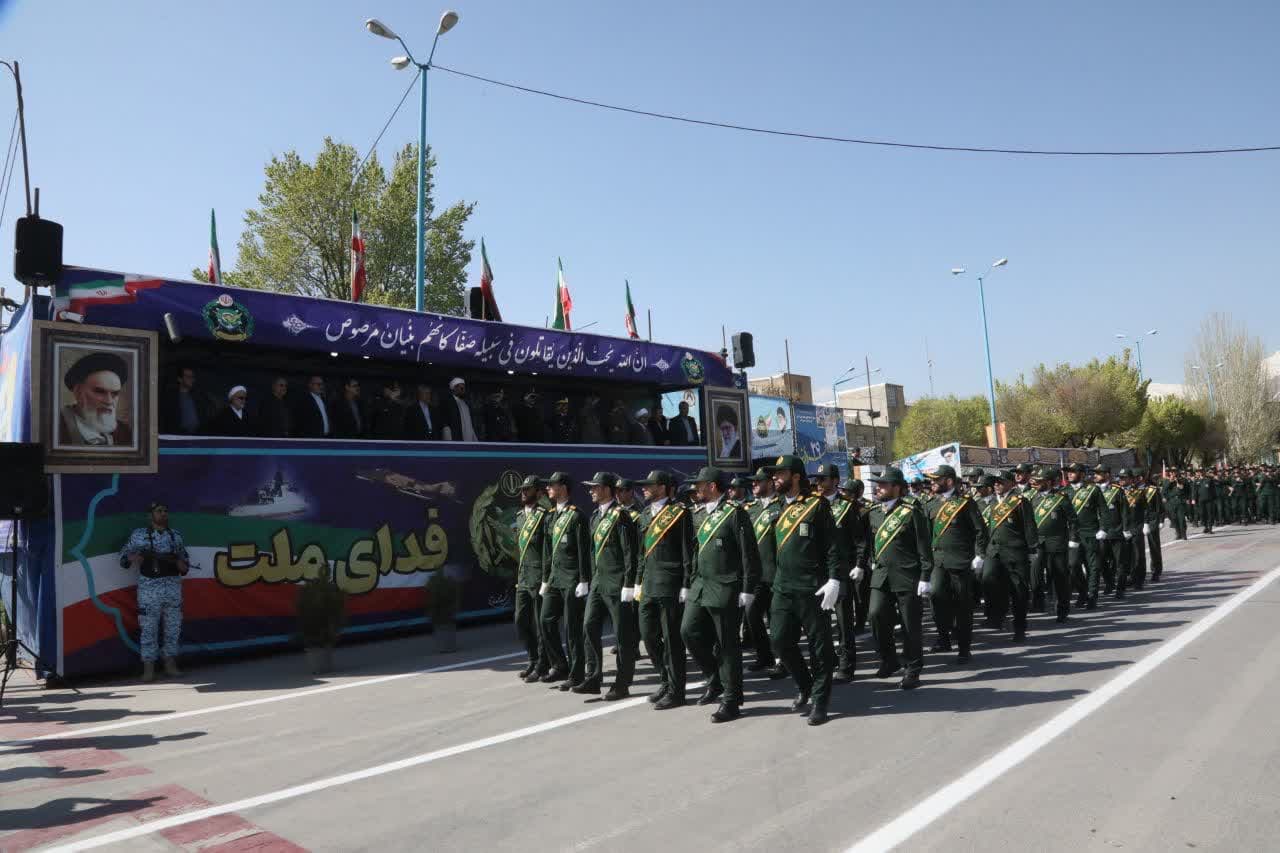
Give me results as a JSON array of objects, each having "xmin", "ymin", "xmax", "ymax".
[{"xmin": 3, "ymin": 522, "xmax": 1279, "ymax": 852}]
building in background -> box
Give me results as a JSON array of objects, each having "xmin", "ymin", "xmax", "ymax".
[
  {"xmin": 1147, "ymin": 382, "xmax": 1189, "ymax": 400},
  {"xmin": 827, "ymin": 382, "xmax": 908, "ymax": 464},
  {"xmin": 747, "ymin": 372, "xmax": 813, "ymax": 404}
]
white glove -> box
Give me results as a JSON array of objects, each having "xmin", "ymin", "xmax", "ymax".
[
  {"xmin": 739, "ymin": 592, "xmax": 755, "ymax": 609},
  {"xmin": 815, "ymin": 579, "xmax": 841, "ymax": 611},
  {"xmin": 916, "ymin": 580, "xmax": 932, "ymax": 597},
  {"xmin": 678, "ymin": 587, "xmax": 688, "ymax": 604},
  {"xmin": 870, "ymin": 561, "xmax": 878, "ymax": 572},
  {"xmin": 1142, "ymin": 524, "xmax": 1151, "ymax": 535},
  {"xmin": 574, "ymin": 582, "xmax": 590, "ymax": 598},
  {"xmin": 849, "ymin": 566, "xmax": 865, "ymax": 582},
  {"xmin": 1068, "ymin": 541, "xmax": 1079, "ymax": 550},
  {"xmin": 1122, "ymin": 531, "xmax": 1133, "ymax": 540},
  {"xmin": 972, "ymin": 556, "xmax": 985, "ymax": 571},
  {"xmin": 1095, "ymin": 530, "xmax": 1107, "ymax": 541},
  {"xmin": 1163, "ymin": 519, "xmax": 1170, "ymax": 529},
  {"xmin": 620, "ymin": 587, "xmax": 635, "ymax": 603},
  {"xmin": 538, "ymin": 582, "xmax": 550, "ymax": 596}
]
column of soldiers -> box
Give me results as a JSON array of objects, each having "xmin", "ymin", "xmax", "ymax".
[{"xmin": 509, "ymin": 458, "xmax": 1276, "ymax": 726}]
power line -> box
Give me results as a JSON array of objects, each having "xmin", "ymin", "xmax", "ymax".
[
  {"xmin": 0, "ymin": 109, "xmax": 19, "ymax": 234},
  {"xmin": 352, "ymin": 68, "xmax": 422, "ymax": 190},
  {"xmin": 435, "ymin": 64, "xmax": 1280, "ymax": 157}
]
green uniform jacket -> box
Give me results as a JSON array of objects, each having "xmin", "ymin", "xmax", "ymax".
[
  {"xmin": 545, "ymin": 504, "xmax": 592, "ymax": 590},
  {"xmin": 1143, "ymin": 484, "xmax": 1165, "ymax": 525},
  {"xmin": 868, "ymin": 497, "xmax": 934, "ymax": 593},
  {"xmin": 1124, "ymin": 487, "xmax": 1147, "ymax": 534},
  {"xmin": 1163, "ymin": 479, "xmax": 1190, "ymax": 508},
  {"xmin": 1098, "ymin": 484, "xmax": 1130, "ymax": 537},
  {"xmin": 926, "ymin": 493, "xmax": 989, "ymax": 570},
  {"xmin": 853, "ymin": 499, "xmax": 874, "ymax": 569},
  {"xmin": 1031, "ymin": 488, "xmax": 1079, "ymax": 552},
  {"xmin": 747, "ymin": 497, "xmax": 783, "ymax": 585},
  {"xmin": 689, "ymin": 497, "xmax": 762, "ymax": 607},
  {"xmin": 1194, "ymin": 479, "xmax": 1216, "ymax": 504},
  {"xmin": 636, "ymin": 500, "xmax": 695, "ymax": 599},
  {"xmin": 827, "ymin": 493, "xmax": 859, "ymax": 570},
  {"xmin": 986, "ymin": 492, "xmax": 1037, "ymax": 558},
  {"xmin": 516, "ymin": 506, "xmax": 550, "ymax": 589},
  {"xmin": 1068, "ymin": 483, "xmax": 1106, "ymax": 533},
  {"xmin": 773, "ymin": 493, "xmax": 842, "ymax": 594},
  {"xmin": 588, "ymin": 503, "xmax": 639, "ymax": 594}
]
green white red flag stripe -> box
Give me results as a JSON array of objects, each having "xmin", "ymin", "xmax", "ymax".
[
  {"xmin": 624, "ymin": 280, "xmax": 639, "ymax": 339},
  {"xmin": 208, "ymin": 208, "xmax": 223, "ymax": 285},
  {"xmin": 553, "ymin": 257, "xmax": 573, "ymax": 330},
  {"xmin": 478, "ymin": 238, "xmax": 501, "ymax": 321},
  {"xmin": 350, "ymin": 210, "xmax": 367, "ymax": 303}
]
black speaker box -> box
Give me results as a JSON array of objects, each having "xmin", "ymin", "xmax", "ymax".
[
  {"xmin": 0, "ymin": 443, "xmax": 49, "ymax": 520},
  {"xmin": 731, "ymin": 332, "xmax": 755, "ymax": 369},
  {"xmin": 14, "ymin": 216, "xmax": 64, "ymax": 286},
  {"xmin": 467, "ymin": 286, "xmax": 484, "ymax": 320}
]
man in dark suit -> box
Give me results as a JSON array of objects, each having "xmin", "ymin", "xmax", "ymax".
[
  {"xmin": 367, "ymin": 379, "xmax": 405, "ymax": 439},
  {"xmin": 403, "ymin": 383, "xmax": 438, "ymax": 441},
  {"xmin": 293, "ymin": 375, "xmax": 331, "ymax": 438},
  {"xmin": 257, "ymin": 376, "xmax": 292, "ymax": 438},
  {"xmin": 207, "ymin": 386, "xmax": 255, "ymax": 436},
  {"xmin": 329, "ymin": 377, "xmax": 364, "ymax": 439},
  {"xmin": 160, "ymin": 365, "xmax": 214, "ymax": 435},
  {"xmin": 669, "ymin": 401, "xmax": 700, "ymax": 446}
]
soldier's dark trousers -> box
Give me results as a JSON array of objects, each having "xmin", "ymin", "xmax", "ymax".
[
  {"xmin": 584, "ymin": 588, "xmax": 636, "ymax": 689},
  {"xmin": 514, "ymin": 587, "xmax": 544, "ymax": 671},
  {"xmin": 1045, "ymin": 550, "xmax": 1072, "ymax": 617},
  {"xmin": 1030, "ymin": 550, "xmax": 1049, "ymax": 610},
  {"xmin": 1146, "ymin": 525, "xmax": 1164, "ymax": 577},
  {"xmin": 834, "ymin": 580, "xmax": 857, "ymax": 675},
  {"xmin": 1100, "ymin": 538, "xmax": 1131, "ymax": 594},
  {"xmin": 1071, "ymin": 537, "xmax": 1096, "ymax": 599},
  {"xmin": 638, "ymin": 595, "xmax": 685, "ymax": 700},
  {"xmin": 1084, "ymin": 537, "xmax": 1107, "ymax": 597},
  {"xmin": 1130, "ymin": 531, "xmax": 1147, "ymax": 588},
  {"xmin": 769, "ymin": 588, "xmax": 836, "ymax": 707},
  {"xmin": 539, "ymin": 586, "xmax": 586, "ymax": 682},
  {"xmin": 681, "ymin": 601, "xmax": 744, "ymax": 705},
  {"xmin": 743, "ymin": 582, "xmax": 774, "ymax": 666},
  {"xmin": 854, "ymin": 572, "xmax": 872, "ymax": 632},
  {"xmin": 869, "ymin": 586, "xmax": 924, "ymax": 675},
  {"xmin": 1169, "ymin": 504, "xmax": 1188, "ymax": 540},
  {"xmin": 983, "ymin": 554, "xmax": 1029, "ymax": 634},
  {"xmin": 930, "ymin": 567, "xmax": 974, "ymax": 653}
]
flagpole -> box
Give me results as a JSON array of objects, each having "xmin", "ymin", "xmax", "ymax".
[{"xmin": 647, "ymin": 309, "xmax": 652, "ymax": 341}]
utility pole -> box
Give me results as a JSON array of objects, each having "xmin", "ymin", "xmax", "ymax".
[{"xmin": 925, "ymin": 337, "xmax": 935, "ymax": 397}]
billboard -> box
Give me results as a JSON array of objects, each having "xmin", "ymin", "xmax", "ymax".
[
  {"xmin": 747, "ymin": 394, "xmax": 794, "ymax": 461},
  {"xmin": 793, "ymin": 403, "xmax": 848, "ymax": 475},
  {"xmin": 894, "ymin": 442, "xmax": 962, "ymax": 481}
]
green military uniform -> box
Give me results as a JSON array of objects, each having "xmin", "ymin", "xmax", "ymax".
[
  {"xmin": 539, "ymin": 473, "xmax": 593, "ymax": 685},
  {"xmin": 868, "ymin": 468, "xmax": 934, "ymax": 678},
  {"xmin": 764, "ymin": 456, "xmax": 842, "ymax": 720},
  {"xmin": 1232, "ymin": 473, "xmax": 1253, "ymax": 524},
  {"xmin": 1121, "ymin": 471, "xmax": 1148, "ymax": 591},
  {"xmin": 1258, "ymin": 470, "xmax": 1278, "ymax": 525},
  {"xmin": 1096, "ymin": 469, "xmax": 1132, "ymax": 598},
  {"xmin": 1193, "ymin": 474, "xmax": 1216, "ymax": 534},
  {"xmin": 1031, "ymin": 469, "xmax": 1079, "ymax": 622},
  {"xmin": 681, "ymin": 470, "xmax": 762, "ymax": 715},
  {"xmin": 744, "ymin": 478, "xmax": 783, "ymax": 671},
  {"xmin": 1143, "ymin": 476, "xmax": 1165, "ymax": 581},
  {"xmin": 1163, "ymin": 474, "xmax": 1190, "ymax": 541},
  {"xmin": 581, "ymin": 475, "xmax": 640, "ymax": 696},
  {"xmin": 826, "ymin": 481, "xmax": 862, "ymax": 679},
  {"xmin": 924, "ymin": 465, "xmax": 988, "ymax": 658},
  {"xmin": 1216, "ymin": 474, "xmax": 1231, "ymax": 527},
  {"xmin": 984, "ymin": 473, "xmax": 1038, "ymax": 639},
  {"xmin": 514, "ymin": 478, "xmax": 551, "ymax": 680},
  {"xmin": 634, "ymin": 470, "xmax": 695, "ymax": 706}
]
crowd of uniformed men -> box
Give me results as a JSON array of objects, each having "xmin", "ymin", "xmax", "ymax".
[{"xmin": 509, "ymin": 457, "xmax": 1279, "ymax": 726}]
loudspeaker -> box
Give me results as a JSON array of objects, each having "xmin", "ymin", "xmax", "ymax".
[
  {"xmin": 731, "ymin": 332, "xmax": 755, "ymax": 369},
  {"xmin": 467, "ymin": 286, "xmax": 484, "ymax": 320},
  {"xmin": 14, "ymin": 216, "xmax": 64, "ymax": 286},
  {"xmin": 0, "ymin": 443, "xmax": 49, "ymax": 520}
]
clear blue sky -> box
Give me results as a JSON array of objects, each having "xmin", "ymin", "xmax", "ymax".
[{"xmin": 3, "ymin": 0, "xmax": 1277, "ymax": 399}]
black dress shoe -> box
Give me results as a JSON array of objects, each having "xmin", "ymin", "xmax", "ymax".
[
  {"xmin": 874, "ymin": 664, "xmax": 902, "ymax": 679},
  {"xmin": 572, "ymin": 681, "xmax": 601, "ymax": 695},
  {"xmin": 807, "ymin": 704, "xmax": 829, "ymax": 726},
  {"xmin": 790, "ymin": 691, "xmax": 811, "ymax": 713},
  {"xmin": 541, "ymin": 668, "xmax": 567, "ymax": 683},
  {"xmin": 525, "ymin": 669, "xmax": 547, "ymax": 684},
  {"xmin": 1086, "ymin": 595, "xmax": 1098, "ymax": 611},
  {"xmin": 747, "ymin": 659, "xmax": 773, "ymax": 673},
  {"xmin": 766, "ymin": 665, "xmax": 788, "ymax": 680},
  {"xmin": 518, "ymin": 664, "xmax": 535, "ymax": 679},
  {"xmin": 697, "ymin": 686, "xmax": 724, "ymax": 706},
  {"xmin": 1114, "ymin": 590, "xmax": 1126, "ymax": 600},
  {"xmin": 559, "ymin": 679, "xmax": 581, "ymax": 692},
  {"xmin": 955, "ymin": 651, "xmax": 971, "ymax": 664},
  {"xmin": 1076, "ymin": 594, "xmax": 1089, "ymax": 608},
  {"xmin": 604, "ymin": 685, "xmax": 630, "ymax": 701},
  {"xmin": 1012, "ymin": 630, "xmax": 1026, "ymax": 643},
  {"xmin": 931, "ymin": 640, "xmax": 952, "ymax": 653},
  {"xmin": 899, "ymin": 670, "xmax": 921, "ymax": 690},
  {"xmin": 654, "ymin": 694, "xmax": 685, "ymax": 710},
  {"xmin": 1056, "ymin": 613, "xmax": 1069, "ymax": 624},
  {"xmin": 711, "ymin": 703, "xmax": 741, "ymax": 723},
  {"xmin": 647, "ymin": 686, "xmax": 669, "ymax": 704},
  {"xmin": 832, "ymin": 669, "xmax": 854, "ymax": 684}
]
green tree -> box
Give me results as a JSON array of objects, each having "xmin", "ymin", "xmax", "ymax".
[
  {"xmin": 1126, "ymin": 396, "xmax": 1206, "ymax": 467},
  {"xmin": 998, "ymin": 355, "xmax": 1148, "ymax": 447},
  {"xmin": 194, "ymin": 138, "xmax": 474, "ymax": 314},
  {"xmin": 1183, "ymin": 312, "xmax": 1280, "ymax": 463},
  {"xmin": 892, "ymin": 395, "xmax": 990, "ymax": 458}
]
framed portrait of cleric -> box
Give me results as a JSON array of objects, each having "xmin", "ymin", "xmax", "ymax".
[
  {"xmin": 703, "ymin": 385, "xmax": 750, "ymax": 472},
  {"xmin": 31, "ymin": 321, "xmax": 159, "ymax": 473}
]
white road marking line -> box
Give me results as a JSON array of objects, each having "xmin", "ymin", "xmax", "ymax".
[
  {"xmin": 46, "ymin": 692, "xmax": 656, "ymax": 852},
  {"xmin": 845, "ymin": 559, "xmax": 1280, "ymax": 853}
]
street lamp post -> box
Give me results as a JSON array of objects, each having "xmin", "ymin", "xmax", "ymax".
[
  {"xmin": 366, "ymin": 11, "xmax": 460, "ymax": 313},
  {"xmin": 952, "ymin": 259, "xmax": 1008, "ymax": 447},
  {"xmin": 1190, "ymin": 362, "xmax": 1224, "ymax": 416},
  {"xmin": 831, "ymin": 364, "xmax": 880, "ymax": 410},
  {"xmin": 1115, "ymin": 329, "xmax": 1158, "ymax": 380}
]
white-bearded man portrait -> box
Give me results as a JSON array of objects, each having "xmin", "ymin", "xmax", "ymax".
[{"xmin": 58, "ymin": 350, "xmax": 133, "ymax": 447}]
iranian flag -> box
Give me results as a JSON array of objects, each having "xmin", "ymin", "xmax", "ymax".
[
  {"xmin": 478, "ymin": 238, "xmax": 501, "ymax": 320},
  {"xmin": 624, "ymin": 280, "xmax": 639, "ymax": 339},
  {"xmin": 350, "ymin": 210, "xmax": 367, "ymax": 302},
  {"xmin": 208, "ymin": 208, "xmax": 223, "ymax": 285},
  {"xmin": 53, "ymin": 274, "xmax": 165, "ymax": 320},
  {"xmin": 553, "ymin": 257, "xmax": 573, "ymax": 330}
]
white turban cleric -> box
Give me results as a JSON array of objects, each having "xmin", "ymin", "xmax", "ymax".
[
  {"xmin": 227, "ymin": 385, "xmax": 248, "ymax": 400},
  {"xmin": 635, "ymin": 408, "xmax": 649, "ymax": 418},
  {"xmin": 449, "ymin": 377, "xmax": 465, "ymax": 390}
]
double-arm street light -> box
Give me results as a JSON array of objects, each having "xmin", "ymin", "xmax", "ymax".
[
  {"xmin": 365, "ymin": 11, "xmax": 460, "ymax": 313},
  {"xmin": 1116, "ymin": 329, "xmax": 1158, "ymax": 380},
  {"xmin": 951, "ymin": 259, "xmax": 1008, "ymax": 447},
  {"xmin": 1190, "ymin": 361, "xmax": 1225, "ymax": 416}
]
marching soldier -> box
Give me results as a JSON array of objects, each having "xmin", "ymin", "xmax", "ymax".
[
  {"xmin": 924, "ymin": 464, "xmax": 988, "ymax": 661},
  {"xmin": 1192, "ymin": 469, "xmax": 1215, "ymax": 534},
  {"xmin": 1095, "ymin": 465, "xmax": 1132, "ymax": 599},
  {"xmin": 578, "ymin": 472, "xmax": 639, "ymax": 700},
  {"xmin": 985, "ymin": 470, "xmax": 1038, "ymax": 641},
  {"xmin": 1163, "ymin": 469, "xmax": 1190, "ymax": 541},
  {"xmin": 814, "ymin": 463, "xmax": 858, "ymax": 682},
  {"xmin": 745, "ymin": 469, "xmax": 784, "ymax": 677},
  {"xmin": 1066, "ymin": 462, "xmax": 1106, "ymax": 609},
  {"xmin": 1013, "ymin": 462, "xmax": 1035, "ymax": 496},
  {"xmin": 681, "ymin": 467, "xmax": 761, "ymax": 723},
  {"xmin": 1216, "ymin": 470, "xmax": 1231, "ymax": 528},
  {"xmin": 765, "ymin": 455, "xmax": 842, "ymax": 725},
  {"xmin": 841, "ymin": 478, "xmax": 875, "ymax": 636},
  {"xmin": 539, "ymin": 471, "xmax": 592, "ymax": 688},
  {"xmin": 1259, "ymin": 466, "xmax": 1279, "ymax": 525},
  {"xmin": 616, "ymin": 478, "xmax": 646, "ymax": 518},
  {"xmin": 515, "ymin": 475, "xmax": 551, "ymax": 683},
  {"xmin": 862, "ymin": 467, "xmax": 933, "ymax": 688},
  {"xmin": 614, "ymin": 477, "xmax": 644, "ymax": 660},
  {"xmin": 1143, "ymin": 470, "xmax": 1166, "ymax": 581},
  {"xmin": 635, "ymin": 470, "xmax": 694, "ymax": 709},
  {"xmin": 1120, "ymin": 469, "xmax": 1148, "ymax": 591},
  {"xmin": 728, "ymin": 476, "xmax": 752, "ymax": 507},
  {"xmin": 1031, "ymin": 466, "xmax": 1079, "ymax": 623}
]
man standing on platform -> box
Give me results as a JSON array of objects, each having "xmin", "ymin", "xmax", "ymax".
[
  {"xmin": 765, "ymin": 455, "xmax": 841, "ymax": 725},
  {"xmin": 923, "ymin": 464, "xmax": 987, "ymax": 661},
  {"xmin": 635, "ymin": 470, "xmax": 694, "ymax": 709},
  {"xmin": 1031, "ymin": 466, "xmax": 1079, "ymax": 623},
  {"xmin": 681, "ymin": 467, "xmax": 761, "ymax": 723},
  {"xmin": 578, "ymin": 472, "xmax": 639, "ymax": 700},
  {"xmin": 515, "ymin": 476, "xmax": 550, "ymax": 682},
  {"xmin": 538, "ymin": 472, "xmax": 591, "ymax": 689}
]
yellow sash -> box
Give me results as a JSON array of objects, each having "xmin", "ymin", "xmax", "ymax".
[
  {"xmin": 517, "ymin": 508, "xmax": 545, "ymax": 564},
  {"xmin": 874, "ymin": 502, "xmax": 915, "ymax": 559},
  {"xmin": 775, "ymin": 497, "xmax": 820, "ymax": 551},
  {"xmin": 932, "ymin": 496, "xmax": 968, "ymax": 540},
  {"xmin": 643, "ymin": 504, "xmax": 685, "ymax": 558}
]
